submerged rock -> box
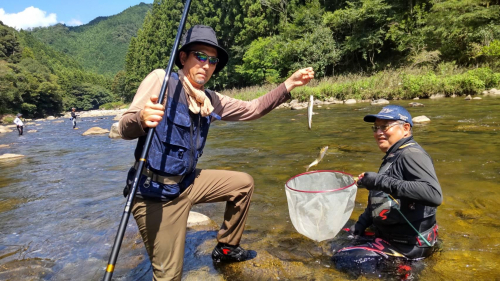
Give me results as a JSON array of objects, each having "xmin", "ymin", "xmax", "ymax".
[
  {"xmin": 454, "ymin": 124, "xmax": 495, "ymax": 132},
  {"xmin": 464, "ymin": 95, "xmax": 472, "ymax": 100},
  {"xmin": 409, "ymin": 102, "xmax": 424, "ymax": 107},
  {"xmin": 27, "ymin": 130, "xmax": 37, "ymax": 133},
  {"xmin": 0, "ymin": 144, "xmax": 9, "ymax": 148},
  {"xmin": 291, "ymin": 104, "xmax": 307, "ymax": 110},
  {"xmin": 82, "ymin": 127, "xmax": 109, "ymax": 136}
]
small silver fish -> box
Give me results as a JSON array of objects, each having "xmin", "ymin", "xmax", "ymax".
[
  {"xmin": 308, "ymin": 95, "xmax": 313, "ymax": 130},
  {"xmin": 305, "ymin": 146, "xmax": 328, "ymax": 171}
]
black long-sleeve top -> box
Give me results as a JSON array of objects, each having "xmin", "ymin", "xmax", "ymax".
[{"xmin": 355, "ymin": 136, "xmax": 442, "ymax": 238}]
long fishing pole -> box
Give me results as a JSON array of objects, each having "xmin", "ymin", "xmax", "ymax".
[{"xmin": 103, "ymin": 0, "xmax": 192, "ymax": 279}]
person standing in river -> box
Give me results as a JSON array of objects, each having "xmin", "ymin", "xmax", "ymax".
[
  {"xmin": 13, "ymin": 113, "xmax": 24, "ymax": 135},
  {"xmin": 332, "ymin": 105, "xmax": 442, "ymax": 278},
  {"xmin": 70, "ymin": 108, "xmax": 79, "ymax": 129},
  {"xmin": 118, "ymin": 25, "xmax": 314, "ymax": 281}
]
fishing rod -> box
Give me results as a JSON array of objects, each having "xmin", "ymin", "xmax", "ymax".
[{"xmin": 102, "ymin": 0, "xmax": 192, "ymax": 279}]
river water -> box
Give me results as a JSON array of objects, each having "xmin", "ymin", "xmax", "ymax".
[{"xmin": 0, "ymin": 96, "xmax": 499, "ymax": 280}]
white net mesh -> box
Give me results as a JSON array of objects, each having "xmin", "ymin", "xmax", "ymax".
[{"xmin": 285, "ymin": 171, "xmax": 357, "ymax": 242}]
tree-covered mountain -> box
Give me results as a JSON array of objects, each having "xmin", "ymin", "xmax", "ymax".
[
  {"xmin": 0, "ymin": 21, "xmax": 114, "ymax": 118},
  {"xmin": 28, "ymin": 2, "xmax": 152, "ymax": 75}
]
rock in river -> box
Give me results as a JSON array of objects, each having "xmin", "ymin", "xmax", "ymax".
[
  {"xmin": 82, "ymin": 127, "xmax": 109, "ymax": 136},
  {"xmin": 413, "ymin": 115, "xmax": 431, "ymax": 123},
  {"xmin": 108, "ymin": 122, "xmax": 120, "ymax": 139},
  {"xmin": 371, "ymin": 99, "xmax": 389, "ymax": 105},
  {"xmin": 187, "ymin": 211, "xmax": 214, "ymax": 227},
  {"xmin": 0, "ymin": 154, "xmax": 24, "ymax": 161},
  {"xmin": 409, "ymin": 102, "xmax": 424, "ymax": 107}
]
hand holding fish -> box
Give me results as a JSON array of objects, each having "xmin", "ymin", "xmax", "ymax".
[
  {"xmin": 285, "ymin": 67, "xmax": 315, "ymax": 92},
  {"xmin": 305, "ymin": 146, "xmax": 328, "ymax": 172}
]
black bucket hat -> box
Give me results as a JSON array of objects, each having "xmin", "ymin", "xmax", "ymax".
[{"xmin": 175, "ymin": 25, "xmax": 228, "ymax": 74}]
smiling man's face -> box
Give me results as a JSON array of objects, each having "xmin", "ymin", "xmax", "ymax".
[{"xmin": 373, "ymin": 119, "xmax": 411, "ymax": 152}]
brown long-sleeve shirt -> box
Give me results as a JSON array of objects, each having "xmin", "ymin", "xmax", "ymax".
[{"xmin": 119, "ymin": 69, "xmax": 291, "ymax": 140}]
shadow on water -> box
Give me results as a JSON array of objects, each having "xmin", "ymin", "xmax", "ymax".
[{"xmin": 1, "ymin": 97, "xmax": 500, "ymax": 280}]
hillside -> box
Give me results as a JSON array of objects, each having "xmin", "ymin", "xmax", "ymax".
[
  {"xmin": 0, "ymin": 21, "xmax": 114, "ymax": 117},
  {"xmin": 28, "ymin": 2, "xmax": 152, "ymax": 75}
]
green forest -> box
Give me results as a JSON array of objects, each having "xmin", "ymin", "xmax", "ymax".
[
  {"xmin": 123, "ymin": 0, "xmax": 500, "ymax": 101},
  {"xmin": 1, "ymin": 0, "xmax": 500, "ymax": 118}
]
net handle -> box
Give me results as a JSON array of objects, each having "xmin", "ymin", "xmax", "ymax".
[{"xmin": 285, "ymin": 170, "xmax": 356, "ymax": 193}]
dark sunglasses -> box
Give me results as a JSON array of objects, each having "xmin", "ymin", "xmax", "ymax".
[{"xmin": 189, "ymin": 51, "xmax": 219, "ymax": 65}]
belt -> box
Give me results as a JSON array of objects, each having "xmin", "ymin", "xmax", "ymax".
[{"xmin": 133, "ymin": 162, "xmax": 184, "ymax": 185}]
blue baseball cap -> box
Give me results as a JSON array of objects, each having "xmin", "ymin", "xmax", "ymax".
[{"xmin": 363, "ymin": 105, "xmax": 413, "ymax": 127}]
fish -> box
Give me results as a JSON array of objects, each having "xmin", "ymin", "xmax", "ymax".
[
  {"xmin": 304, "ymin": 146, "xmax": 328, "ymax": 171},
  {"xmin": 308, "ymin": 95, "xmax": 313, "ymax": 130}
]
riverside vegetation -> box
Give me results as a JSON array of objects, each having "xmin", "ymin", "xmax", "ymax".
[{"xmin": 1, "ymin": 0, "xmax": 499, "ymax": 119}]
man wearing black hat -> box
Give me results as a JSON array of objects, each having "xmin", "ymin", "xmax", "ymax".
[
  {"xmin": 332, "ymin": 105, "xmax": 442, "ymax": 278},
  {"xmin": 14, "ymin": 113, "xmax": 24, "ymax": 135},
  {"xmin": 119, "ymin": 25, "xmax": 314, "ymax": 280}
]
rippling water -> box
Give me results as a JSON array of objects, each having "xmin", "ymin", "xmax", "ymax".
[{"xmin": 1, "ymin": 96, "xmax": 499, "ymax": 280}]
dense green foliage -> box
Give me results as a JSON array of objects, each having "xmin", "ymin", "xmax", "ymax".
[
  {"xmin": 120, "ymin": 0, "xmax": 499, "ymax": 102},
  {"xmin": 28, "ymin": 3, "xmax": 152, "ymax": 75},
  {"xmin": 289, "ymin": 63, "xmax": 500, "ymax": 101},
  {"xmin": 0, "ymin": 22, "xmax": 113, "ymax": 118}
]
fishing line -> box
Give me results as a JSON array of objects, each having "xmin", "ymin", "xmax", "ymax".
[{"xmin": 386, "ymin": 194, "xmax": 432, "ymax": 247}]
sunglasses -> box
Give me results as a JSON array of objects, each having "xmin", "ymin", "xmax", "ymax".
[
  {"xmin": 189, "ymin": 51, "xmax": 219, "ymax": 65},
  {"xmin": 371, "ymin": 122, "xmax": 403, "ymax": 132}
]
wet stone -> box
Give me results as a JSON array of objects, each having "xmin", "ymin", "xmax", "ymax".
[
  {"xmin": 413, "ymin": 116, "xmax": 431, "ymax": 123},
  {"xmin": 0, "ymin": 153, "xmax": 24, "ymax": 161},
  {"xmin": 82, "ymin": 127, "xmax": 110, "ymax": 136},
  {"xmin": 409, "ymin": 102, "xmax": 425, "ymax": 107}
]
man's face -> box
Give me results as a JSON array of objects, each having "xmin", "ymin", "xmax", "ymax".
[
  {"xmin": 179, "ymin": 44, "xmax": 217, "ymax": 88},
  {"xmin": 373, "ymin": 118, "xmax": 411, "ymax": 152}
]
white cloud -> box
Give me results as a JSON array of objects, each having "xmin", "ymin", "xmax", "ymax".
[
  {"xmin": 66, "ymin": 19, "xmax": 83, "ymax": 26},
  {"xmin": 0, "ymin": 6, "xmax": 57, "ymax": 30}
]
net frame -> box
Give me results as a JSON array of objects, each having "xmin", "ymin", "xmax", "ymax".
[{"xmin": 285, "ymin": 170, "xmax": 356, "ymax": 193}]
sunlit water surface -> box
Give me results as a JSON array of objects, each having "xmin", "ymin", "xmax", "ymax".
[{"xmin": 0, "ymin": 97, "xmax": 499, "ymax": 280}]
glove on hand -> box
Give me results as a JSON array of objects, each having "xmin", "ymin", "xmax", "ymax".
[{"xmin": 357, "ymin": 172, "xmax": 379, "ymax": 190}]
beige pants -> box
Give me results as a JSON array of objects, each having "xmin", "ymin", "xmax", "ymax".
[{"xmin": 132, "ymin": 169, "xmax": 254, "ymax": 281}]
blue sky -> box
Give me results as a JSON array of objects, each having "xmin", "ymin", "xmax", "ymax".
[{"xmin": 0, "ymin": 0, "xmax": 153, "ymax": 29}]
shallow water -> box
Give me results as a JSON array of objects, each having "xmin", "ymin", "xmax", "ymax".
[{"xmin": 0, "ymin": 96, "xmax": 499, "ymax": 280}]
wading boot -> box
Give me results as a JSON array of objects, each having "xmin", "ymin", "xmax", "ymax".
[{"xmin": 212, "ymin": 242, "xmax": 249, "ymax": 263}]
